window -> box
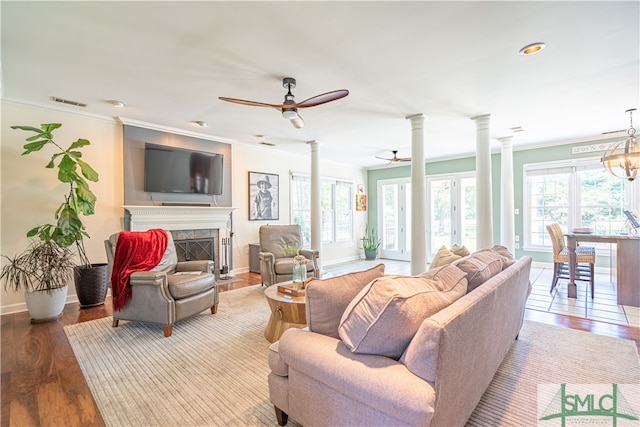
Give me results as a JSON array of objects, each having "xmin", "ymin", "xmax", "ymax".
[
  {"xmin": 291, "ymin": 174, "xmax": 311, "ymax": 244},
  {"xmin": 524, "ymin": 158, "xmax": 634, "ymax": 251},
  {"xmin": 291, "ymin": 173, "xmax": 353, "ymax": 246}
]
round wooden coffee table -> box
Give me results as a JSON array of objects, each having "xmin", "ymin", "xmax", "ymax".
[{"xmin": 264, "ymin": 285, "xmax": 307, "ymax": 343}]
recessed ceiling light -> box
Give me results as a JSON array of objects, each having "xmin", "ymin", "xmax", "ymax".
[
  {"xmin": 194, "ymin": 121, "xmax": 208, "ymax": 128},
  {"xmin": 519, "ymin": 42, "xmax": 546, "ymax": 56},
  {"xmin": 108, "ymin": 100, "xmax": 126, "ymax": 108}
]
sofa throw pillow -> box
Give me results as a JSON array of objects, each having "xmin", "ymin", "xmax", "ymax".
[
  {"xmin": 450, "ymin": 243, "xmax": 470, "ymax": 257},
  {"xmin": 338, "ymin": 265, "xmax": 467, "ymax": 359},
  {"xmin": 306, "ymin": 263, "xmax": 385, "ymax": 339},
  {"xmin": 455, "ymin": 249, "xmax": 504, "ymax": 292},
  {"xmin": 429, "ymin": 245, "xmax": 461, "ymax": 270},
  {"xmin": 491, "ymin": 245, "xmax": 516, "ymax": 269}
]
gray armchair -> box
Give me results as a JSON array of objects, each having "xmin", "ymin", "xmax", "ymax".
[
  {"xmin": 104, "ymin": 230, "xmax": 218, "ymax": 337},
  {"xmin": 258, "ymin": 224, "xmax": 320, "ymax": 287}
]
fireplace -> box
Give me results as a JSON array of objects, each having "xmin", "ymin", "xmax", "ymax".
[{"xmin": 124, "ymin": 206, "xmax": 235, "ymax": 279}]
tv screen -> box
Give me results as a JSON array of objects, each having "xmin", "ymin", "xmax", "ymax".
[{"xmin": 144, "ymin": 143, "xmax": 223, "ymax": 195}]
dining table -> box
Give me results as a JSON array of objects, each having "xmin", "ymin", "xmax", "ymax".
[{"xmin": 564, "ymin": 231, "xmax": 640, "ymax": 307}]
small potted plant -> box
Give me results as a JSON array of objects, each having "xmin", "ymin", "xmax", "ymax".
[
  {"xmin": 1, "ymin": 123, "xmax": 106, "ymax": 319},
  {"xmin": 361, "ymin": 223, "xmax": 382, "ymax": 260}
]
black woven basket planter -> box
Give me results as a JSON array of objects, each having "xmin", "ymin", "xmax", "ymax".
[{"xmin": 74, "ymin": 263, "xmax": 109, "ymax": 308}]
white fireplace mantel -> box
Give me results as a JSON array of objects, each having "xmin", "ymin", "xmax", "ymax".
[{"xmin": 124, "ymin": 205, "xmax": 236, "ymax": 232}]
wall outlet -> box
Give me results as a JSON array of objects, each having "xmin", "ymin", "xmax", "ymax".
[
  {"xmin": 515, "ymin": 243, "xmax": 520, "ymax": 249},
  {"xmin": 514, "ymin": 208, "xmax": 520, "ymax": 215},
  {"xmin": 515, "ymin": 235, "xmax": 520, "ymax": 242}
]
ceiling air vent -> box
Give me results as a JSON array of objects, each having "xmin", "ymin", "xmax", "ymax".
[
  {"xmin": 259, "ymin": 141, "xmax": 276, "ymax": 147},
  {"xmin": 51, "ymin": 96, "xmax": 88, "ymax": 108}
]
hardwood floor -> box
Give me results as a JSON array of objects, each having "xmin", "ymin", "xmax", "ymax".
[{"xmin": 1, "ymin": 270, "xmax": 638, "ymax": 427}]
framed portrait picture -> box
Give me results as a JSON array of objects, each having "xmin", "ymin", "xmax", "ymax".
[
  {"xmin": 249, "ymin": 171, "xmax": 279, "ymax": 220},
  {"xmin": 356, "ymin": 194, "xmax": 367, "ymax": 211}
]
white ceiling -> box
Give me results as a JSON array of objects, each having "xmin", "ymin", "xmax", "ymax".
[{"xmin": 2, "ymin": 1, "xmax": 638, "ymax": 169}]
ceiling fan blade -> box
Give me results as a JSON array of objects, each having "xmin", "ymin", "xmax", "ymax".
[
  {"xmin": 218, "ymin": 96, "xmax": 281, "ymax": 109},
  {"xmin": 290, "ymin": 113, "xmax": 304, "ymax": 129},
  {"xmin": 375, "ymin": 155, "xmax": 392, "ymax": 161},
  {"xmin": 396, "ymin": 157, "xmax": 411, "ymax": 162},
  {"xmin": 295, "ymin": 89, "xmax": 349, "ymax": 108}
]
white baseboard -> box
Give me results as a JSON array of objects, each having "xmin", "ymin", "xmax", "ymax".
[{"xmin": 0, "ymin": 290, "xmax": 113, "ymax": 316}]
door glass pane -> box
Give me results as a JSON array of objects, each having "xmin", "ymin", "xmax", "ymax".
[
  {"xmin": 335, "ymin": 182, "xmax": 352, "ymax": 241},
  {"xmin": 430, "ymin": 179, "xmax": 451, "ymax": 254},
  {"xmin": 382, "ymin": 184, "xmax": 398, "ymax": 251},
  {"xmin": 404, "ymin": 183, "xmax": 412, "ymax": 254},
  {"xmin": 460, "ymin": 177, "xmax": 476, "ymax": 252}
]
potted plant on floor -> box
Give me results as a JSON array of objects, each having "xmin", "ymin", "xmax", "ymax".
[
  {"xmin": 361, "ymin": 223, "xmax": 382, "ymax": 260},
  {"xmin": 1, "ymin": 123, "xmax": 106, "ymax": 319},
  {"xmin": 1, "ymin": 238, "xmax": 76, "ymax": 322}
]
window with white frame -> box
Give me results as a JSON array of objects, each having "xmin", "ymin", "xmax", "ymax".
[
  {"xmin": 523, "ymin": 158, "xmax": 635, "ymax": 251},
  {"xmin": 291, "ymin": 173, "xmax": 353, "ymax": 246}
]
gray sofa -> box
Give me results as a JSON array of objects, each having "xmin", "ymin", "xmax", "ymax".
[{"xmin": 268, "ymin": 253, "xmax": 533, "ymax": 426}]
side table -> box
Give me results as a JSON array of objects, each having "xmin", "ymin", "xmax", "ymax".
[{"xmin": 264, "ymin": 285, "xmax": 306, "ymax": 343}]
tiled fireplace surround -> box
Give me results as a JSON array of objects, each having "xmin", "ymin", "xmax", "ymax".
[{"xmin": 124, "ymin": 206, "xmax": 235, "ymax": 279}]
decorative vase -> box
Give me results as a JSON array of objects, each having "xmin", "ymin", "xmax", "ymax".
[
  {"xmin": 292, "ymin": 255, "xmax": 307, "ymax": 290},
  {"xmin": 74, "ymin": 263, "xmax": 109, "ymax": 308}
]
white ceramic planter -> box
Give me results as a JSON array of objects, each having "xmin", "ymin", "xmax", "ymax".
[{"xmin": 24, "ymin": 286, "xmax": 68, "ymax": 323}]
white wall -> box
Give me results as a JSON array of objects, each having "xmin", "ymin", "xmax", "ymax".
[
  {"xmin": 230, "ymin": 143, "xmax": 369, "ymax": 271},
  {"xmin": 1, "ymin": 100, "xmax": 368, "ymax": 313}
]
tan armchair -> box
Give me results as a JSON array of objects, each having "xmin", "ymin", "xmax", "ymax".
[
  {"xmin": 546, "ymin": 223, "xmax": 596, "ymax": 297},
  {"xmin": 104, "ymin": 230, "xmax": 218, "ymax": 337},
  {"xmin": 258, "ymin": 224, "xmax": 320, "ymax": 286}
]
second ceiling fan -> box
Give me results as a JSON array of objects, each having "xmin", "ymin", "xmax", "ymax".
[
  {"xmin": 376, "ymin": 150, "xmax": 411, "ymax": 165},
  {"xmin": 219, "ymin": 77, "xmax": 349, "ymax": 129}
]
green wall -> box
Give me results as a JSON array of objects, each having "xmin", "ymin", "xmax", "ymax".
[{"xmin": 367, "ymin": 136, "xmax": 624, "ymax": 266}]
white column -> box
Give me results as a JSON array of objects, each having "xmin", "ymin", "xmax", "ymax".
[
  {"xmin": 472, "ymin": 114, "xmax": 494, "ymax": 249},
  {"xmin": 498, "ymin": 136, "xmax": 515, "ymax": 253},
  {"xmin": 407, "ymin": 114, "xmax": 427, "ymax": 275},
  {"xmin": 307, "ymin": 140, "xmax": 322, "ymax": 271}
]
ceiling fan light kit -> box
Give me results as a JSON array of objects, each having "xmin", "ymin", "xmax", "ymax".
[{"xmin": 219, "ymin": 77, "xmax": 348, "ymax": 129}]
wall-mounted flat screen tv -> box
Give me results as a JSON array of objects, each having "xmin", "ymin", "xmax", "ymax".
[{"xmin": 144, "ymin": 143, "xmax": 223, "ymax": 195}]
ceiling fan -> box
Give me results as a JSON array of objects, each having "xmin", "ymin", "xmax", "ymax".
[
  {"xmin": 219, "ymin": 77, "xmax": 348, "ymax": 129},
  {"xmin": 376, "ymin": 150, "xmax": 411, "ymax": 164}
]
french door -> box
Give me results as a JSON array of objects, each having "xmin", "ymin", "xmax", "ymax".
[
  {"xmin": 378, "ymin": 178, "xmax": 411, "ymax": 261},
  {"xmin": 426, "ymin": 173, "xmax": 476, "ymax": 260}
]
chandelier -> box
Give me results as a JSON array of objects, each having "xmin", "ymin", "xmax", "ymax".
[{"xmin": 601, "ymin": 108, "xmax": 639, "ymax": 181}]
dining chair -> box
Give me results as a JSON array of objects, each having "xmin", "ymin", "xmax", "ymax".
[{"xmin": 546, "ymin": 223, "xmax": 596, "ymax": 298}]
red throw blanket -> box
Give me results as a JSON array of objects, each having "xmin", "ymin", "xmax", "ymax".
[{"xmin": 111, "ymin": 229, "xmax": 168, "ymax": 311}]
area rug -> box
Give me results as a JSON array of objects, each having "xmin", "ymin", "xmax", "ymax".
[{"xmin": 65, "ymin": 285, "xmax": 640, "ymax": 427}]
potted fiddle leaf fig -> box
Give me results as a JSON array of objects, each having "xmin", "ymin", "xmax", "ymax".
[{"xmin": 1, "ymin": 123, "xmax": 107, "ymax": 319}]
